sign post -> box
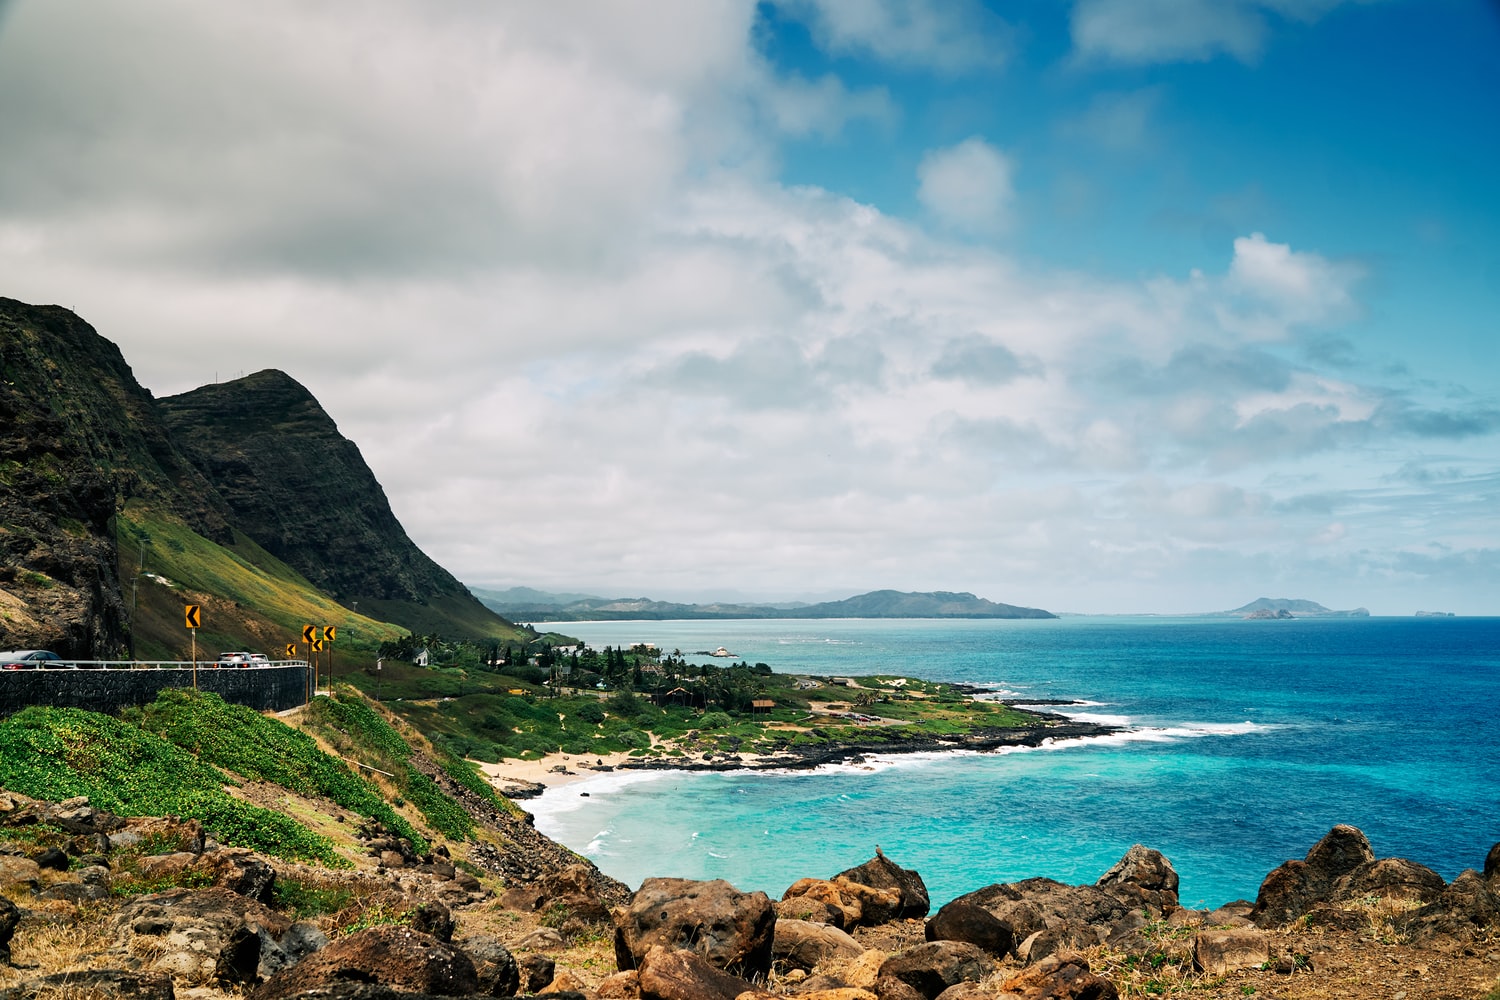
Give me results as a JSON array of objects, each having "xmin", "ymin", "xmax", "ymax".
[
  {"xmin": 185, "ymin": 604, "xmax": 201, "ymax": 689},
  {"xmin": 324, "ymin": 625, "xmax": 337, "ymax": 684},
  {"xmin": 302, "ymin": 625, "xmax": 316, "ymax": 698}
]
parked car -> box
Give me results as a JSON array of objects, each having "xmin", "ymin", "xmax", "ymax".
[
  {"xmin": 0, "ymin": 650, "xmax": 67, "ymax": 670},
  {"xmin": 216, "ymin": 652, "xmax": 254, "ymax": 667},
  {"xmin": 248, "ymin": 653, "xmax": 270, "ymax": 666}
]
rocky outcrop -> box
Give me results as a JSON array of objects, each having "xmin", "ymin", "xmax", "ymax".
[
  {"xmin": 612, "ymin": 877, "xmax": 775, "ymax": 979},
  {"xmin": 835, "ymin": 850, "xmax": 930, "ymax": 919},
  {"xmin": 111, "ymin": 886, "xmax": 326, "ymax": 984},
  {"xmin": 0, "ymin": 969, "xmax": 176, "ymax": 1000},
  {"xmin": 781, "ymin": 877, "xmax": 903, "ymax": 930},
  {"xmin": 250, "ymin": 925, "xmax": 477, "ymax": 1000},
  {"xmin": 1094, "ymin": 844, "xmax": 1179, "ymax": 911},
  {"xmin": 995, "ymin": 952, "xmax": 1118, "ymax": 999},
  {"xmin": 0, "ymin": 895, "xmax": 19, "ymax": 965},
  {"xmin": 1252, "ymin": 825, "xmax": 1375, "ymax": 927},
  {"xmin": 924, "ymin": 900, "xmax": 1015, "ymax": 957},
  {"xmin": 876, "ymin": 940, "xmax": 990, "ymax": 998},
  {"xmin": 770, "ymin": 919, "xmax": 863, "ymax": 971}
]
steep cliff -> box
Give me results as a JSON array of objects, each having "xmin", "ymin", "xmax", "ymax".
[
  {"xmin": 158, "ymin": 370, "xmax": 519, "ymax": 639},
  {"xmin": 0, "ymin": 299, "xmax": 234, "ymax": 656}
]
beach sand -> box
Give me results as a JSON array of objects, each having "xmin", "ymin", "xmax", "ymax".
[{"xmin": 475, "ymin": 750, "xmax": 640, "ymax": 792}]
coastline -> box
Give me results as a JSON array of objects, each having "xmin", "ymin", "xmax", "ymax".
[{"xmin": 476, "ymin": 714, "xmax": 1120, "ymax": 800}]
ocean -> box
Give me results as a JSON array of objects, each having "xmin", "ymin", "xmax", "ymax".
[{"xmin": 525, "ymin": 616, "xmax": 1499, "ymax": 909}]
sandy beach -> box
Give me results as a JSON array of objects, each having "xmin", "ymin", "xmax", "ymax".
[{"xmin": 475, "ymin": 750, "xmax": 642, "ymax": 794}]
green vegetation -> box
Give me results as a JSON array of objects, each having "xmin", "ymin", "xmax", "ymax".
[
  {"xmin": 0, "ymin": 705, "xmax": 344, "ymax": 866},
  {"xmin": 301, "ymin": 690, "xmax": 515, "ymax": 841},
  {"xmin": 132, "ymin": 688, "xmax": 426, "ymax": 851},
  {"xmin": 117, "ymin": 501, "xmax": 404, "ymax": 660}
]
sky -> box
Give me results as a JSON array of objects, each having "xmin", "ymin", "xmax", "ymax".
[{"xmin": 1, "ymin": 1, "xmax": 1497, "ymax": 615}]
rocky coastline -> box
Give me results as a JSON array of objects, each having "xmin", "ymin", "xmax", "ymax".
[{"xmin": 3, "ymin": 789, "xmax": 1498, "ymax": 1000}]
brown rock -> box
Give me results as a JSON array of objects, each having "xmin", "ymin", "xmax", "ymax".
[
  {"xmin": 1484, "ymin": 842, "xmax": 1500, "ymax": 884},
  {"xmin": 842, "ymin": 949, "xmax": 889, "ymax": 989},
  {"xmin": 871, "ymin": 976, "xmax": 926, "ymax": 1000},
  {"xmin": 1095, "ymin": 845, "xmax": 1179, "ymax": 911},
  {"xmin": 518, "ymin": 951, "xmax": 556, "ymax": 994},
  {"xmin": 636, "ymin": 945, "xmax": 769, "ymax": 1000},
  {"xmin": 0, "ymin": 857, "xmax": 40, "ymax": 892},
  {"xmin": 500, "ymin": 863, "xmax": 613, "ymax": 923},
  {"xmin": 999, "ymin": 952, "xmax": 1117, "ymax": 999},
  {"xmin": 1191, "ymin": 928, "xmax": 1270, "ymax": 975},
  {"xmin": 1253, "ymin": 825, "xmax": 1376, "ymax": 927},
  {"xmin": 773, "ymin": 919, "xmax": 864, "ymax": 971},
  {"xmin": 595, "ymin": 969, "xmax": 641, "ymax": 999},
  {"xmin": 877, "ymin": 941, "xmax": 990, "ymax": 999},
  {"xmin": 1329, "ymin": 857, "xmax": 1446, "ymax": 906},
  {"xmin": 456, "ymin": 933, "xmax": 520, "ymax": 997},
  {"xmin": 614, "ymin": 878, "xmax": 775, "ymax": 979},
  {"xmin": 1401, "ymin": 868, "xmax": 1500, "ymax": 943},
  {"xmin": 0, "ymin": 895, "xmax": 19, "ymax": 966},
  {"xmin": 250, "ymin": 925, "xmax": 476, "ymax": 1000},
  {"xmin": 925, "ymin": 900, "xmax": 1015, "ymax": 957},
  {"xmin": 836, "ymin": 852, "xmax": 930, "ymax": 919},
  {"xmin": 777, "ymin": 895, "xmax": 848, "ymax": 929}
]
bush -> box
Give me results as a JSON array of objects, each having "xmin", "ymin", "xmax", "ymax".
[
  {"xmin": 699, "ymin": 711, "xmax": 732, "ymax": 730},
  {"xmin": 574, "ymin": 702, "xmax": 605, "ymax": 725}
]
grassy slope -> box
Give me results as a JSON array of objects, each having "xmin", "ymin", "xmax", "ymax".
[{"xmin": 118, "ymin": 500, "xmax": 404, "ymax": 661}]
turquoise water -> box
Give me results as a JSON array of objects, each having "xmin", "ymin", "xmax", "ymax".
[{"xmin": 526, "ymin": 617, "xmax": 1500, "ymax": 908}]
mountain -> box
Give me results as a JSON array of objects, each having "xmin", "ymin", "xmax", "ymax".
[
  {"xmin": 481, "ymin": 588, "xmax": 1056, "ymax": 621},
  {"xmin": 0, "ymin": 297, "xmax": 523, "ymax": 658},
  {"xmin": 469, "ymin": 585, "xmax": 608, "ymax": 609},
  {"xmin": 1224, "ymin": 598, "xmax": 1370, "ymax": 618},
  {"xmin": 157, "ymin": 371, "xmax": 515, "ymax": 638}
]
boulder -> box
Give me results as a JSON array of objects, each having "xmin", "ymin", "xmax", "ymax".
[
  {"xmin": 133, "ymin": 848, "xmax": 277, "ymax": 903},
  {"xmin": 924, "ymin": 901, "xmax": 1015, "ymax": 957},
  {"xmin": 499, "ymin": 863, "xmax": 612, "ymax": 924},
  {"xmin": 1400, "ymin": 868, "xmax": 1500, "ymax": 943},
  {"xmin": 0, "ymin": 895, "xmax": 19, "ymax": 965},
  {"xmin": 409, "ymin": 901, "xmax": 454, "ymax": 943},
  {"xmin": 1252, "ymin": 825, "xmax": 1376, "ymax": 927},
  {"xmin": 948, "ymin": 877, "xmax": 1132, "ymax": 944},
  {"xmin": 455, "ymin": 934, "xmax": 520, "ymax": 997},
  {"xmin": 871, "ymin": 976, "xmax": 926, "ymax": 1000},
  {"xmin": 835, "ymin": 851, "xmax": 930, "ymax": 920},
  {"xmin": 997, "ymin": 952, "xmax": 1117, "ymax": 999},
  {"xmin": 33, "ymin": 848, "xmax": 69, "ymax": 872},
  {"xmin": 782, "ymin": 878, "xmax": 903, "ymax": 929},
  {"xmin": 1191, "ymin": 928, "xmax": 1270, "ymax": 975},
  {"xmin": 772, "ymin": 919, "xmax": 864, "ymax": 971},
  {"xmin": 0, "ymin": 857, "xmax": 40, "ymax": 893},
  {"xmin": 517, "ymin": 951, "xmax": 555, "ymax": 994},
  {"xmin": 777, "ymin": 895, "xmax": 848, "ymax": 929},
  {"xmin": 613, "ymin": 878, "xmax": 775, "ymax": 979},
  {"xmin": 635, "ymin": 945, "xmax": 768, "ymax": 1000},
  {"xmin": 250, "ymin": 925, "xmax": 477, "ymax": 1000},
  {"xmin": 0, "ymin": 969, "xmax": 174, "ymax": 1000},
  {"xmin": 594, "ymin": 969, "xmax": 640, "ymax": 998},
  {"xmin": 1485, "ymin": 842, "xmax": 1500, "ymax": 884},
  {"xmin": 876, "ymin": 941, "xmax": 990, "ymax": 999},
  {"xmin": 1329, "ymin": 857, "xmax": 1446, "ymax": 906},
  {"xmin": 1094, "ymin": 845, "xmax": 1179, "ymax": 911},
  {"xmin": 111, "ymin": 886, "xmax": 325, "ymax": 984}
]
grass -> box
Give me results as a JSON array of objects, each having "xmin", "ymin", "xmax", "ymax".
[{"xmin": 0, "ymin": 704, "xmax": 344, "ymax": 866}]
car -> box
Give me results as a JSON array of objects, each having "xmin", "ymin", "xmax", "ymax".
[
  {"xmin": 0, "ymin": 650, "xmax": 67, "ymax": 670},
  {"xmin": 216, "ymin": 652, "xmax": 254, "ymax": 667},
  {"xmin": 248, "ymin": 653, "xmax": 269, "ymax": 667}
]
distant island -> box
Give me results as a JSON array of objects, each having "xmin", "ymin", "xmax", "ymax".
[
  {"xmin": 1219, "ymin": 597, "xmax": 1370, "ymax": 619},
  {"xmin": 472, "ymin": 587, "xmax": 1057, "ymax": 622}
]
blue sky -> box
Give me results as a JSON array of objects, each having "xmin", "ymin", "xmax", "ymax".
[{"xmin": 1, "ymin": 1, "xmax": 1496, "ymax": 613}]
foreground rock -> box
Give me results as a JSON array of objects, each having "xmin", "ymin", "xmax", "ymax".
[
  {"xmin": 250, "ymin": 925, "xmax": 477, "ymax": 1000},
  {"xmin": 613, "ymin": 877, "xmax": 775, "ymax": 979},
  {"xmin": 835, "ymin": 850, "xmax": 931, "ymax": 920},
  {"xmin": 1252, "ymin": 824, "xmax": 1376, "ymax": 926},
  {"xmin": 111, "ymin": 886, "xmax": 326, "ymax": 984},
  {"xmin": 942, "ymin": 846, "xmax": 1179, "ymax": 961}
]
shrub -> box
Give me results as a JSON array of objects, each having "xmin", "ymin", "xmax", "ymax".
[{"xmin": 699, "ymin": 711, "xmax": 732, "ymax": 730}]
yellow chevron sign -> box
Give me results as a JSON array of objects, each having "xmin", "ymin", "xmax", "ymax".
[{"xmin": 185, "ymin": 605, "xmax": 201, "ymax": 629}]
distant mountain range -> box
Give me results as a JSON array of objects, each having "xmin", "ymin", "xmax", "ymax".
[
  {"xmin": 471, "ymin": 588, "xmax": 1057, "ymax": 622},
  {"xmin": 1219, "ymin": 598, "xmax": 1370, "ymax": 618}
]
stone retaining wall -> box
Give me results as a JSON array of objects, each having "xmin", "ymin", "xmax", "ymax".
[{"xmin": 0, "ymin": 664, "xmax": 310, "ymax": 715}]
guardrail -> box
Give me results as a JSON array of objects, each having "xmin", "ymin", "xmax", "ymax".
[
  {"xmin": 0, "ymin": 662, "xmax": 313, "ymax": 714},
  {"xmin": 26, "ymin": 660, "xmax": 311, "ymax": 670}
]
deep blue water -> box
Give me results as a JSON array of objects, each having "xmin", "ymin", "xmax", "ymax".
[{"xmin": 527, "ymin": 617, "xmax": 1499, "ymax": 908}]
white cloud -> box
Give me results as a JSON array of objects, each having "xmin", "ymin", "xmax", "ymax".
[
  {"xmin": 1058, "ymin": 88, "xmax": 1162, "ymax": 152},
  {"xmin": 0, "ymin": 0, "xmax": 1490, "ymax": 614},
  {"xmin": 916, "ymin": 138, "xmax": 1016, "ymax": 234},
  {"xmin": 1070, "ymin": 0, "xmax": 1375, "ymax": 65},
  {"xmin": 775, "ymin": 0, "xmax": 1010, "ymax": 73}
]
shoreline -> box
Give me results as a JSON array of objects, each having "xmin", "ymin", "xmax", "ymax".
[{"xmin": 477, "ymin": 715, "xmax": 1120, "ymax": 800}]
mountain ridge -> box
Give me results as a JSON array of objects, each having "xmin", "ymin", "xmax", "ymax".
[{"xmin": 478, "ymin": 587, "xmax": 1056, "ymax": 621}]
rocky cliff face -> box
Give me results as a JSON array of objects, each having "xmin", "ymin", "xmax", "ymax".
[
  {"xmin": 158, "ymin": 370, "xmax": 514, "ymax": 637},
  {"xmin": 0, "ymin": 299, "xmax": 233, "ymax": 656}
]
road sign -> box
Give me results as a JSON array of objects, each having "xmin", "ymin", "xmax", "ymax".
[
  {"xmin": 323, "ymin": 625, "xmax": 337, "ymax": 643},
  {"xmin": 302, "ymin": 624, "xmax": 316, "ymax": 643},
  {"xmin": 285, "ymin": 643, "xmax": 296, "ymax": 657},
  {"xmin": 185, "ymin": 605, "xmax": 201, "ymax": 629},
  {"xmin": 312, "ymin": 639, "xmax": 325, "ymax": 652}
]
